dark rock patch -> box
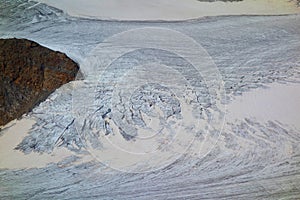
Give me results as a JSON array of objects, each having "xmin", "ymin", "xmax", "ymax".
[{"xmin": 0, "ymin": 38, "xmax": 79, "ymax": 126}]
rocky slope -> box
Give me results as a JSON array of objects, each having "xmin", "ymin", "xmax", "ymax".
[{"xmin": 0, "ymin": 38, "xmax": 79, "ymax": 126}]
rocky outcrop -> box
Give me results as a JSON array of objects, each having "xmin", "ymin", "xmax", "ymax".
[{"xmin": 0, "ymin": 38, "xmax": 79, "ymax": 126}]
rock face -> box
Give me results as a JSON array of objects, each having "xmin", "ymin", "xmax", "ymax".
[{"xmin": 0, "ymin": 38, "xmax": 79, "ymax": 126}]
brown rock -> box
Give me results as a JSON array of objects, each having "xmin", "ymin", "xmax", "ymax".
[{"xmin": 0, "ymin": 38, "xmax": 79, "ymax": 126}]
